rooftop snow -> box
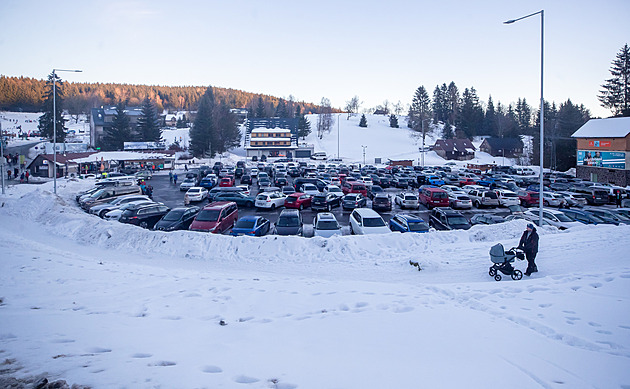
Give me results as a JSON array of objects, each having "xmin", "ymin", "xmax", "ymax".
[{"xmin": 572, "ymin": 117, "xmax": 630, "ymax": 138}]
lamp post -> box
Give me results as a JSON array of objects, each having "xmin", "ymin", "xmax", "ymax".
[
  {"xmin": 361, "ymin": 145, "xmax": 367, "ymax": 166},
  {"xmin": 504, "ymin": 10, "xmax": 544, "ymax": 227},
  {"xmin": 52, "ymin": 68, "xmax": 82, "ymax": 194},
  {"xmin": 337, "ymin": 113, "xmax": 340, "ymax": 160}
]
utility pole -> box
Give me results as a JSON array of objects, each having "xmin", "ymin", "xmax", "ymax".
[
  {"xmin": 361, "ymin": 145, "xmax": 367, "ymax": 165},
  {"xmin": 1, "ymin": 121, "xmax": 5, "ymax": 194}
]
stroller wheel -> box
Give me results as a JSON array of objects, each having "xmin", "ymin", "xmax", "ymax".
[
  {"xmin": 489, "ymin": 268, "xmax": 496, "ymax": 277},
  {"xmin": 511, "ymin": 270, "xmax": 523, "ymax": 280},
  {"xmin": 494, "ymin": 274, "xmax": 502, "ymax": 282}
]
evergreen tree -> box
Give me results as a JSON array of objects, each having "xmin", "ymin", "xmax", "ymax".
[
  {"xmin": 446, "ymin": 81, "xmax": 460, "ymax": 126},
  {"xmin": 275, "ymin": 99, "xmax": 287, "ymax": 117},
  {"xmin": 38, "ymin": 72, "xmax": 67, "ymax": 143},
  {"xmin": 136, "ymin": 97, "xmax": 161, "ymax": 141},
  {"xmin": 483, "ymin": 95, "xmax": 497, "ymax": 136},
  {"xmin": 554, "ymin": 99, "xmax": 590, "ymax": 171},
  {"xmin": 255, "ymin": 96, "xmax": 266, "ymax": 118},
  {"xmin": 190, "ymin": 87, "xmax": 216, "ymax": 157},
  {"xmin": 296, "ymin": 105, "xmax": 311, "ymax": 139},
  {"xmin": 515, "ymin": 98, "xmax": 532, "ymax": 134},
  {"xmin": 389, "ymin": 114, "xmax": 399, "ymax": 128},
  {"xmin": 456, "ymin": 87, "xmax": 484, "ymax": 137},
  {"xmin": 408, "ymin": 86, "xmax": 431, "ymax": 131},
  {"xmin": 213, "ymin": 105, "xmax": 241, "ymax": 154},
  {"xmin": 442, "ymin": 122, "xmax": 454, "ymax": 139},
  {"xmin": 432, "ymin": 84, "xmax": 449, "ymax": 123},
  {"xmin": 359, "ymin": 114, "xmax": 368, "ymax": 127},
  {"xmin": 102, "ymin": 99, "xmax": 132, "ymax": 150},
  {"xmin": 599, "ymin": 43, "xmax": 630, "ymax": 117}
]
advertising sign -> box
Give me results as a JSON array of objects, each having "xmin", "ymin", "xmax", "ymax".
[
  {"xmin": 577, "ymin": 150, "xmax": 625, "ymax": 169},
  {"xmin": 587, "ymin": 140, "xmax": 612, "ymax": 148}
]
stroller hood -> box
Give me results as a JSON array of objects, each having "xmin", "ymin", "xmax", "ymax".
[{"xmin": 490, "ymin": 243, "xmax": 507, "ymax": 264}]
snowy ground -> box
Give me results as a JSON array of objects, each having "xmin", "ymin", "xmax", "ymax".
[{"xmin": 1, "ymin": 180, "xmax": 629, "ymax": 388}]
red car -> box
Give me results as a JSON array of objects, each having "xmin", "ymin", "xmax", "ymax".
[
  {"xmin": 284, "ymin": 192, "xmax": 312, "ymax": 210},
  {"xmin": 219, "ymin": 176, "xmax": 234, "ymax": 187},
  {"xmin": 458, "ymin": 177, "xmax": 476, "ymax": 186},
  {"xmin": 517, "ymin": 190, "xmax": 539, "ymax": 207}
]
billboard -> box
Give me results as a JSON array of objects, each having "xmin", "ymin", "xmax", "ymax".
[{"xmin": 577, "ymin": 150, "xmax": 626, "ymax": 169}]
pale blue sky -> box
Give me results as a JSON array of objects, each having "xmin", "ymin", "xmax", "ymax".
[{"xmin": 1, "ymin": 0, "xmax": 628, "ymax": 117}]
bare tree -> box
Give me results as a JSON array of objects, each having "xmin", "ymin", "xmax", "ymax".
[
  {"xmin": 393, "ymin": 100, "xmax": 404, "ymax": 116},
  {"xmin": 317, "ymin": 97, "xmax": 334, "ymax": 139},
  {"xmin": 344, "ymin": 95, "xmax": 362, "ymax": 119}
]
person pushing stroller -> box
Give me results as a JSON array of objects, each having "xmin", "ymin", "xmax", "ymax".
[{"xmin": 518, "ymin": 223, "xmax": 539, "ymax": 276}]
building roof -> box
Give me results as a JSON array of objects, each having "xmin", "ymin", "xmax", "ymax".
[
  {"xmin": 571, "ymin": 117, "xmax": 630, "ymax": 138},
  {"xmin": 251, "ymin": 128, "xmax": 292, "ymax": 134},
  {"xmin": 481, "ymin": 137, "xmax": 522, "ymax": 150},
  {"xmin": 433, "ymin": 139, "xmax": 476, "ymax": 152}
]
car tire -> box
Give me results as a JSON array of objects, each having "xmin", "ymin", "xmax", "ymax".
[
  {"xmin": 350, "ymin": 224, "xmax": 354, "ymax": 235},
  {"xmin": 246, "ymin": 201, "xmax": 254, "ymax": 208},
  {"xmin": 99, "ymin": 210, "xmax": 108, "ymax": 218},
  {"xmin": 139, "ymin": 221, "xmax": 148, "ymax": 229},
  {"xmin": 299, "ymin": 204, "xmax": 304, "ymax": 210},
  {"xmin": 271, "ymin": 204, "xmax": 276, "ymax": 210}
]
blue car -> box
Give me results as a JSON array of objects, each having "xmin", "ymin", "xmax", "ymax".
[
  {"xmin": 230, "ymin": 215, "xmax": 271, "ymax": 236},
  {"xmin": 427, "ymin": 175, "xmax": 445, "ymax": 186},
  {"xmin": 559, "ymin": 209, "xmax": 618, "ymax": 225},
  {"xmin": 389, "ymin": 214, "xmax": 430, "ymax": 233}
]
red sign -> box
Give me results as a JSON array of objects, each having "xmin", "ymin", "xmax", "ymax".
[{"xmin": 588, "ymin": 140, "xmax": 612, "ymax": 148}]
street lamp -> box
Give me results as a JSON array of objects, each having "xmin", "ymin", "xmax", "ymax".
[
  {"xmin": 52, "ymin": 68, "xmax": 82, "ymax": 194},
  {"xmin": 361, "ymin": 145, "xmax": 367, "ymax": 165},
  {"xmin": 337, "ymin": 113, "xmax": 341, "ymax": 160},
  {"xmin": 504, "ymin": 10, "xmax": 544, "ymax": 227}
]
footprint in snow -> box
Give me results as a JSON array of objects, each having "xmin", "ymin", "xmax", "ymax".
[
  {"xmin": 149, "ymin": 361, "xmax": 176, "ymax": 367},
  {"xmin": 202, "ymin": 365, "xmax": 222, "ymax": 373},
  {"xmin": 86, "ymin": 347, "xmax": 111, "ymax": 353},
  {"xmin": 234, "ymin": 375, "xmax": 259, "ymax": 384},
  {"xmin": 131, "ymin": 353, "xmax": 152, "ymax": 358},
  {"xmin": 590, "ymin": 283, "xmax": 603, "ymax": 288}
]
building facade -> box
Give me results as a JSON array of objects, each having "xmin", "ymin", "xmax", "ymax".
[
  {"xmin": 432, "ymin": 139, "xmax": 476, "ymax": 160},
  {"xmin": 571, "ymin": 117, "xmax": 630, "ymax": 186}
]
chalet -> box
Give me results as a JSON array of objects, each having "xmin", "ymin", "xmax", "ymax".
[
  {"xmin": 432, "ymin": 139, "xmax": 476, "ymax": 160},
  {"xmin": 90, "ymin": 106, "xmax": 144, "ymax": 149},
  {"xmin": 571, "ymin": 117, "xmax": 630, "ymax": 186},
  {"xmin": 245, "ymin": 118, "xmax": 300, "ymax": 159},
  {"xmin": 479, "ymin": 137, "xmax": 523, "ymax": 157}
]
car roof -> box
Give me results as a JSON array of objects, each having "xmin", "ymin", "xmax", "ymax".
[
  {"xmin": 202, "ymin": 201, "xmax": 234, "ymax": 210},
  {"xmin": 239, "ymin": 215, "xmax": 262, "ymax": 222},
  {"xmin": 317, "ymin": 212, "xmax": 337, "ymax": 220},
  {"xmin": 352, "ymin": 208, "xmax": 381, "ymax": 217},
  {"xmin": 395, "ymin": 214, "xmax": 425, "ymax": 222}
]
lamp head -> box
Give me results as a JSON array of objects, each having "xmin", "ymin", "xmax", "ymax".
[{"xmin": 504, "ymin": 19, "xmax": 516, "ymax": 24}]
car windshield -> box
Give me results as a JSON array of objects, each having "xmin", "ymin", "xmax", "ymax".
[
  {"xmin": 363, "ymin": 217, "xmax": 386, "ymax": 227},
  {"xmin": 277, "ymin": 217, "xmax": 300, "ymax": 227},
  {"xmin": 195, "ymin": 209, "xmax": 220, "ymax": 222},
  {"xmin": 404, "ymin": 195, "xmax": 417, "ymax": 201},
  {"xmin": 408, "ymin": 221, "xmax": 429, "ymax": 232},
  {"xmin": 316, "ymin": 220, "xmax": 339, "ymax": 230},
  {"xmin": 235, "ymin": 219, "xmax": 255, "ymax": 229},
  {"xmin": 448, "ymin": 216, "xmax": 469, "ymax": 226},
  {"xmin": 89, "ymin": 189, "xmax": 105, "ymax": 198},
  {"xmin": 163, "ymin": 210, "xmax": 185, "ymax": 221},
  {"xmin": 613, "ymin": 212, "xmax": 630, "ymax": 221},
  {"xmin": 555, "ymin": 213, "xmax": 573, "ymax": 222},
  {"xmin": 485, "ymin": 192, "xmax": 498, "ymax": 199}
]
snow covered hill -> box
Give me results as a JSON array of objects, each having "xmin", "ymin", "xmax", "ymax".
[{"xmin": 1, "ymin": 179, "xmax": 629, "ymax": 388}]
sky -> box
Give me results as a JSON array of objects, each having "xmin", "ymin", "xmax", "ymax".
[{"xmin": 1, "ymin": 0, "xmax": 629, "ymax": 118}]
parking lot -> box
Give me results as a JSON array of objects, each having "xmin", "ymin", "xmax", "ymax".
[{"xmin": 149, "ymin": 171, "xmax": 513, "ymax": 236}]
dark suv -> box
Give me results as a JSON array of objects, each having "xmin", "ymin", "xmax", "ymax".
[
  {"xmin": 311, "ymin": 193, "xmax": 341, "ymax": 212},
  {"xmin": 274, "ymin": 209, "xmax": 303, "ymax": 236},
  {"xmin": 120, "ymin": 203, "xmax": 171, "ymax": 229},
  {"xmin": 371, "ymin": 193, "xmax": 392, "ymax": 211},
  {"xmin": 429, "ymin": 207, "xmax": 471, "ymax": 231}
]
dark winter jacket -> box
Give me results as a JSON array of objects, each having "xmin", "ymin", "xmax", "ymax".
[{"xmin": 518, "ymin": 228, "xmax": 539, "ymax": 256}]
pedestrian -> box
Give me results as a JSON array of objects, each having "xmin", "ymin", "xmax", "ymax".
[
  {"xmin": 146, "ymin": 185, "xmax": 153, "ymax": 199},
  {"xmin": 615, "ymin": 190, "xmax": 622, "ymax": 208},
  {"xmin": 518, "ymin": 223, "xmax": 539, "ymax": 276},
  {"xmin": 14, "ymin": 167, "xmax": 18, "ymax": 178},
  {"xmin": 25, "ymin": 171, "xmax": 29, "ymax": 183},
  {"xmin": 173, "ymin": 173, "xmax": 178, "ymax": 185},
  {"xmin": 20, "ymin": 172, "xmax": 24, "ymax": 183},
  {"xmin": 7, "ymin": 170, "xmax": 11, "ymax": 180},
  {"xmin": 184, "ymin": 164, "xmax": 188, "ymax": 172},
  {"xmin": 169, "ymin": 170, "xmax": 173, "ymax": 183}
]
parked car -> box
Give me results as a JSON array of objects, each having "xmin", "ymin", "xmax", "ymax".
[
  {"xmin": 284, "ymin": 193, "xmax": 312, "ymax": 210},
  {"xmin": 522, "ymin": 208, "xmax": 581, "ymax": 230},
  {"xmin": 559, "ymin": 208, "xmax": 617, "ymax": 225},
  {"xmin": 104, "ymin": 200, "xmax": 157, "ymax": 221},
  {"xmin": 301, "ymin": 183, "xmax": 320, "ymax": 197},
  {"xmin": 324, "ymin": 185, "xmax": 344, "ymax": 198},
  {"xmin": 342, "ymin": 181, "xmax": 368, "ymax": 196},
  {"xmin": 79, "ymin": 186, "xmax": 143, "ymax": 210},
  {"xmin": 495, "ymin": 189, "xmax": 520, "ymax": 207},
  {"xmin": 372, "ymin": 193, "xmax": 392, "ymax": 211},
  {"xmin": 311, "ymin": 193, "xmax": 342, "ymax": 212},
  {"xmin": 342, "ymin": 193, "xmax": 368, "ymax": 210},
  {"xmin": 366, "ymin": 185, "xmax": 385, "ymax": 200},
  {"xmin": 419, "ymin": 187, "xmax": 449, "ymax": 209},
  {"xmin": 541, "ymin": 192, "xmax": 565, "ymax": 208},
  {"xmin": 517, "ymin": 190, "xmax": 540, "ymax": 207},
  {"xmin": 467, "ymin": 189, "xmax": 500, "ymax": 208},
  {"xmin": 230, "ymin": 215, "xmax": 271, "ymax": 236},
  {"xmin": 582, "ymin": 207, "xmax": 630, "ymax": 225},
  {"xmin": 189, "ymin": 201, "xmax": 239, "ymax": 233},
  {"xmin": 184, "ymin": 187, "xmax": 209, "ymax": 204},
  {"xmin": 179, "ymin": 177, "xmax": 197, "ymax": 191},
  {"xmin": 313, "ymin": 212, "xmax": 342, "ymax": 238},
  {"xmin": 211, "ymin": 191, "xmax": 256, "ymax": 207},
  {"xmin": 448, "ymin": 193, "xmax": 472, "ymax": 209},
  {"xmin": 556, "ymin": 191, "xmax": 587, "ymax": 208},
  {"xmin": 394, "ymin": 192, "xmax": 420, "ymax": 209},
  {"xmin": 255, "ymin": 191, "xmax": 287, "ymax": 210},
  {"xmin": 470, "ymin": 214, "xmax": 506, "ymax": 225},
  {"xmin": 273, "ymin": 209, "xmax": 303, "ymax": 236},
  {"xmin": 349, "ymin": 208, "xmax": 391, "ymax": 235},
  {"xmin": 240, "ymin": 175, "xmax": 253, "ymax": 185},
  {"xmin": 119, "ymin": 203, "xmax": 171, "ymax": 229},
  {"xmin": 199, "ymin": 176, "xmax": 217, "ymax": 189},
  {"xmin": 153, "ymin": 206, "xmax": 200, "ymax": 231},
  {"xmin": 429, "ymin": 207, "xmax": 471, "ymax": 230},
  {"xmin": 88, "ymin": 194, "xmax": 150, "ymax": 218},
  {"xmin": 219, "ymin": 176, "xmax": 235, "ymax": 187},
  {"xmin": 389, "ymin": 214, "xmax": 430, "ymax": 233}
]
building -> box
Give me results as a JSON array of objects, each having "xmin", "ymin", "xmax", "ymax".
[
  {"xmin": 27, "ymin": 152, "xmax": 96, "ymax": 178},
  {"xmin": 571, "ymin": 117, "xmax": 630, "ymax": 186},
  {"xmin": 90, "ymin": 106, "xmax": 144, "ymax": 149},
  {"xmin": 432, "ymin": 139, "xmax": 476, "ymax": 160},
  {"xmin": 478, "ymin": 137, "xmax": 523, "ymax": 157},
  {"xmin": 245, "ymin": 118, "xmax": 299, "ymax": 159}
]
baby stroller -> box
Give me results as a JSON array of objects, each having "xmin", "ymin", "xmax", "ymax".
[{"xmin": 488, "ymin": 243, "xmax": 524, "ymax": 281}]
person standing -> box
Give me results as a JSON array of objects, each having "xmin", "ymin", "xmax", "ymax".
[
  {"xmin": 25, "ymin": 171, "xmax": 29, "ymax": 183},
  {"xmin": 169, "ymin": 170, "xmax": 173, "ymax": 183},
  {"xmin": 615, "ymin": 190, "xmax": 622, "ymax": 208},
  {"xmin": 518, "ymin": 223, "xmax": 539, "ymax": 276},
  {"xmin": 173, "ymin": 173, "xmax": 178, "ymax": 185}
]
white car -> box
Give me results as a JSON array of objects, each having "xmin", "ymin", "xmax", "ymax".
[
  {"xmin": 394, "ymin": 192, "xmax": 420, "ymax": 209},
  {"xmin": 313, "ymin": 212, "xmax": 342, "ymax": 238},
  {"xmin": 255, "ymin": 191, "xmax": 287, "ymax": 210},
  {"xmin": 360, "ymin": 177, "xmax": 373, "ymax": 187},
  {"xmin": 541, "ymin": 192, "xmax": 565, "ymax": 207},
  {"xmin": 88, "ymin": 194, "xmax": 150, "ymax": 218},
  {"xmin": 448, "ymin": 193, "xmax": 472, "ymax": 209},
  {"xmin": 441, "ymin": 185, "xmax": 465, "ymax": 195},
  {"xmin": 302, "ymin": 184, "xmax": 320, "ymax": 197},
  {"xmin": 495, "ymin": 189, "xmax": 520, "ymax": 207},
  {"xmin": 185, "ymin": 187, "xmax": 208, "ymax": 203},
  {"xmin": 236, "ymin": 185, "xmax": 250, "ymax": 196},
  {"xmin": 250, "ymin": 168, "xmax": 259, "ymax": 177},
  {"xmin": 324, "ymin": 185, "xmax": 344, "ymax": 198},
  {"xmin": 462, "ymin": 184, "xmax": 485, "ymax": 193},
  {"xmin": 349, "ymin": 208, "xmax": 391, "ymax": 235},
  {"xmin": 179, "ymin": 178, "xmax": 196, "ymax": 191},
  {"xmin": 523, "ymin": 208, "xmax": 581, "ymax": 230}
]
